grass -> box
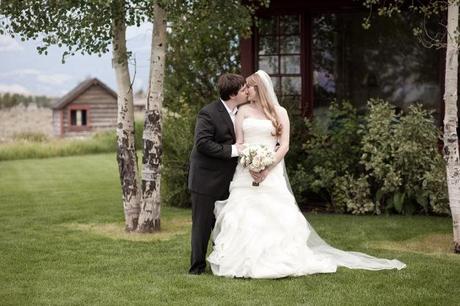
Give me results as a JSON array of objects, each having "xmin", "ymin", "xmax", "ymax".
[
  {"xmin": 0, "ymin": 132, "xmax": 117, "ymax": 161},
  {"xmin": 0, "ymin": 120, "xmax": 144, "ymax": 161},
  {"xmin": 0, "ymin": 153, "xmax": 458, "ymax": 305}
]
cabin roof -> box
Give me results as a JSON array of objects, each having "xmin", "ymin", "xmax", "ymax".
[{"xmin": 52, "ymin": 78, "xmax": 117, "ymax": 110}]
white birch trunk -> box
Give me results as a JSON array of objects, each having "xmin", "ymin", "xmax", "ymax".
[
  {"xmin": 444, "ymin": 2, "xmax": 460, "ymax": 253},
  {"xmin": 137, "ymin": 3, "xmax": 167, "ymax": 232},
  {"xmin": 112, "ymin": 12, "xmax": 141, "ymax": 232}
]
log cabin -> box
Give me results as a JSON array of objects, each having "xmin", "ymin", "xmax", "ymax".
[{"xmin": 52, "ymin": 78, "xmax": 118, "ymax": 137}]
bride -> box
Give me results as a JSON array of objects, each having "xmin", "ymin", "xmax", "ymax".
[{"xmin": 207, "ymin": 70, "xmax": 406, "ymax": 279}]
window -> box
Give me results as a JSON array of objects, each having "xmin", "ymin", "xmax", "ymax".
[
  {"xmin": 70, "ymin": 109, "xmax": 88, "ymax": 126},
  {"xmin": 312, "ymin": 12, "xmax": 442, "ymax": 122},
  {"xmin": 257, "ymin": 15, "xmax": 302, "ymax": 109}
]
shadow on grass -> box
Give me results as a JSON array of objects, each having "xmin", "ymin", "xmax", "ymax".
[
  {"xmin": 371, "ymin": 233, "xmax": 459, "ymax": 256},
  {"xmin": 63, "ymin": 216, "xmax": 191, "ymax": 242}
]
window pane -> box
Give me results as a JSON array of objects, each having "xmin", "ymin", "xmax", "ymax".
[
  {"xmin": 258, "ymin": 36, "xmax": 278, "ymax": 55},
  {"xmin": 280, "ymin": 36, "xmax": 300, "ymax": 54},
  {"xmin": 258, "ymin": 17, "xmax": 276, "ymax": 35},
  {"xmin": 312, "ymin": 15, "xmax": 337, "ymax": 109},
  {"xmin": 271, "ymin": 76, "xmax": 281, "ymax": 96},
  {"xmin": 76, "ymin": 110, "xmax": 82, "ymax": 126},
  {"xmin": 280, "ymin": 15, "xmax": 300, "ymax": 35},
  {"xmin": 280, "ymin": 95, "xmax": 301, "ymax": 107},
  {"xmin": 282, "ymin": 77, "xmax": 301, "ymax": 95},
  {"xmin": 81, "ymin": 110, "xmax": 87, "ymax": 126},
  {"xmin": 281, "ymin": 55, "xmax": 300, "ymax": 74},
  {"xmin": 258, "ymin": 56, "xmax": 279, "ymax": 74},
  {"xmin": 70, "ymin": 110, "xmax": 77, "ymax": 126}
]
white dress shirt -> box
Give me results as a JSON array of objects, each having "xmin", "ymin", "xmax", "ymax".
[{"xmin": 221, "ymin": 99, "xmax": 239, "ymax": 157}]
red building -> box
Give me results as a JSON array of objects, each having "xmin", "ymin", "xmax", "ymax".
[
  {"xmin": 240, "ymin": 0, "xmax": 446, "ymax": 123},
  {"xmin": 52, "ymin": 78, "xmax": 118, "ymax": 137}
]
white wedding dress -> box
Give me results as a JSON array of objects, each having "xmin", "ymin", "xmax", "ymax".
[{"xmin": 207, "ymin": 118, "xmax": 406, "ymax": 279}]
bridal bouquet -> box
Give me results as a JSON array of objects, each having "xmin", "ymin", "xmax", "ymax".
[{"xmin": 239, "ymin": 144, "xmax": 275, "ymax": 186}]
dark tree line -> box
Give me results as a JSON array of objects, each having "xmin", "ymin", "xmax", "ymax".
[{"xmin": 0, "ymin": 93, "xmax": 53, "ymax": 109}]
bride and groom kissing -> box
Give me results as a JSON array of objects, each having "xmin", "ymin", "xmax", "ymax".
[{"xmin": 188, "ymin": 70, "xmax": 406, "ymax": 278}]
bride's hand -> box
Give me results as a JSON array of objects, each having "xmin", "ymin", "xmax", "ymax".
[
  {"xmin": 250, "ymin": 169, "xmax": 269, "ymax": 183},
  {"xmin": 258, "ymin": 169, "xmax": 269, "ymax": 183},
  {"xmin": 249, "ymin": 170, "xmax": 260, "ymax": 181}
]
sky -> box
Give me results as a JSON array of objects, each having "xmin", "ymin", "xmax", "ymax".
[{"xmin": 0, "ymin": 22, "xmax": 153, "ymax": 98}]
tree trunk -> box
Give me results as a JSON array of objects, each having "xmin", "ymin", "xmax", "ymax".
[
  {"xmin": 137, "ymin": 3, "xmax": 167, "ymax": 232},
  {"xmin": 443, "ymin": 2, "xmax": 460, "ymax": 253},
  {"xmin": 112, "ymin": 9, "xmax": 141, "ymax": 232}
]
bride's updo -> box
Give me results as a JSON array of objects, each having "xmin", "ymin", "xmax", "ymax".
[{"xmin": 246, "ymin": 72, "xmax": 282, "ymax": 137}]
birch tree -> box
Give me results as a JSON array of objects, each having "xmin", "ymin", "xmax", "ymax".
[
  {"xmin": 443, "ymin": 2, "xmax": 460, "ymax": 253},
  {"xmin": 137, "ymin": 2, "xmax": 166, "ymax": 232},
  {"xmin": 112, "ymin": 1, "xmax": 142, "ymax": 232}
]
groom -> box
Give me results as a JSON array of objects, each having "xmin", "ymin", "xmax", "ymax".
[{"xmin": 188, "ymin": 73, "xmax": 248, "ymax": 274}]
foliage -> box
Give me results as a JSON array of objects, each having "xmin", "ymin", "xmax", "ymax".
[
  {"xmin": 291, "ymin": 99, "xmax": 449, "ymax": 215},
  {"xmin": 361, "ymin": 99, "xmax": 449, "ymax": 215},
  {"xmin": 0, "ymin": 93, "xmax": 53, "ymax": 109},
  {"xmin": 332, "ymin": 174, "xmax": 375, "ymax": 215},
  {"xmin": 289, "ymin": 101, "xmax": 364, "ymax": 206},
  {"xmin": 161, "ymin": 104, "xmax": 195, "ymax": 207},
  {"xmin": 0, "ymin": 0, "xmax": 146, "ymax": 62},
  {"xmin": 0, "ymin": 153, "xmax": 458, "ymax": 305},
  {"xmin": 164, "ymin": 0, "xmax": 263, "ymax": 113}
]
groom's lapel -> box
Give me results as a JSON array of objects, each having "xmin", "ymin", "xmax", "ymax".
[{"xmin": 217, "ymin": 101, "xmax": 236, "ymax": 140}]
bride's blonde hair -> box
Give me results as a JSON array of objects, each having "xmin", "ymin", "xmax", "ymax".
[{"xmin": 246, "ymin": 73, "xmax": 282, "ymax": 136}]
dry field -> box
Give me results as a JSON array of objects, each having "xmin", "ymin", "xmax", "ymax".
[{"xmin": 0, "ymin": 105, "xmax": 53, "ymax": 143}]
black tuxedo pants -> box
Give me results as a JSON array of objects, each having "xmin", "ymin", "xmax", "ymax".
[{"xmin": 189, "ymin": 190, "xmax": 229, "ymax": 273}]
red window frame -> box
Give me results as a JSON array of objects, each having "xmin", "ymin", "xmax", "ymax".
[{"xmin": 68, "ymin": 104, "xmax": 91, "ymax": 131}]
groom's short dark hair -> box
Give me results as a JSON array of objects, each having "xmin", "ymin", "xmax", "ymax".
[{"xmin": 218, "ymin": 73, "xmax": 245, "ymax": 101}]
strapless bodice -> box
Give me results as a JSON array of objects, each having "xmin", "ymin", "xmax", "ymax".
[{"xmin": 242, "ymin": 118, "xmax": 277, "ymax": 149}]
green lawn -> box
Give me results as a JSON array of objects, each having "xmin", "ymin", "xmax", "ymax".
[{"xmin": 0, "ymin": 153, "xmax": 458, "ymax": 305}]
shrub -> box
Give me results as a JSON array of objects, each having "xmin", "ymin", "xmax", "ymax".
[
  {"xmin": 160, "ymin": 104, "xmax": 194, "ymax": 208},
  {"xmin": 361, "ymin": 99, "xmax": 449, "ymax": 215},
  {"xmin": 289, "ymin": 101, "xmax": 364, "ymax": 207},
  {"xmin": 291, "ymin": 99, "xmax": 449, "ymax": 215}
]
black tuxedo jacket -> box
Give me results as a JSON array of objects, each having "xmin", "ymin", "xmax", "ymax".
[{"xmin": 188, "ymin": 100, "xmax": 238, "ymax": 197}]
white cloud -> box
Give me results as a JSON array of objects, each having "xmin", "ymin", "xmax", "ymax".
[
  {"xmin": 0, "ymin": 35, "xmax": 24, "ymax": 52},
  {"xmin": 0, "ymin": 69, "xmax": 73, "ymax": 85},
  {"xmin": 37, "ymin": 73, "xmax": 73, "ymax": 85},
  {"xmin": 0, "ymin": 83, "xmax": 31, "ymax": 95},
  {"xmin": 0, "ymin": 69, "xmax": 41, "ymax": 77}
]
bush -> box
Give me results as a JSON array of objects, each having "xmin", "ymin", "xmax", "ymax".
[
  {"xmin": 289, "ymin": 101, "xmax": 364, "ymax": 207},
  {"xmin": 360, "ymin": 99, "xmax": 449, "ymax": 215},
  {"xmin": 290, "ymin": 99, "xmax": 449, "ymax": 215},
  {"xmin": 160, "ymin": 104, "xmax": 195, "ymax": 208}
]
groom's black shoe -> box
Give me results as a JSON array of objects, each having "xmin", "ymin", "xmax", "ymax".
[{"xmin": 188, "ymin": 268, "xmax": 205, "ymax": 275}]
